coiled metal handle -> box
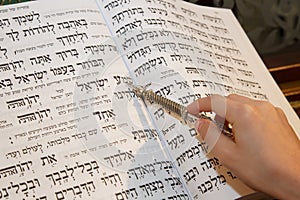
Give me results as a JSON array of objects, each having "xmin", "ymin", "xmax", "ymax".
[{"xmin": 129, "ymin": 83, "xmax": 234, "ymax": 139}]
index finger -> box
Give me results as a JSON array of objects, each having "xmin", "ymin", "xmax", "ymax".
[{"xmin": 187, "ymin": 94, "xmax": 242, "ymax": 125}]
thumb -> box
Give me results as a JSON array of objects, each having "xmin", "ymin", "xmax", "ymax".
[{"xmin": 195, "ymin": 119, "xmax": 236, "ymax": 161}]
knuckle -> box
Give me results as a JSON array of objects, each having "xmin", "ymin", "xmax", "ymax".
[
  {"xmin": 227, "ymin": 94, "xmax": 239, "ymax": 99},
  {"xmin": 275, "ymin": 107, "xmax": 288, "ymax": 120},
  {"xmin": 236, "ymin": 103, "xmax": 258, "ymax": 119},
  {"xmin": 275, "ymin": 106, "xmax": 284, "ymax": 114},
  {"xmin": 257, "ymin": 101, "xmax": 276, "ymax": 112}
]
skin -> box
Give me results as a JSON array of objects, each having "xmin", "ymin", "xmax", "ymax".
[{"xmin": 186, "ymin": 94, "xmax": 300, "ymax": 200}]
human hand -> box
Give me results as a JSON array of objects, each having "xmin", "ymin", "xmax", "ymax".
[{"xmin": 187, "ymin": 94, "xmax": 300, "ymax": 200}]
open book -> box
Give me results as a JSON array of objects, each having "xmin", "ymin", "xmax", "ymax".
[{"xmin": 0, "ymin": 0, "xmax": 299, "ymax": 199}]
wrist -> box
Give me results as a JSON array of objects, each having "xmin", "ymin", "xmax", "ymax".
[{"xmin": 268, "ymin": 159, "xmax": 300, "ymax": 200}]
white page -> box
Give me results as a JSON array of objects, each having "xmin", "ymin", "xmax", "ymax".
[
  {"xmin": 98, "ymin": 0, "xmax": 299, "ymax": 199},
  {"xmin": 1, "ymin": 0, "xmax": 298, "ymax": 199},
  {"xmin": 0, "ymin": 0, "xmax": 192, "ymax": 199}
]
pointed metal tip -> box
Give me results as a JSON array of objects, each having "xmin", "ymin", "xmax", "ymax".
[{"xmin": 127, "ymin": 82, "xmax": 145, "ymax": 98}]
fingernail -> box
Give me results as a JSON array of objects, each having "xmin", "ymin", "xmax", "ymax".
[
  {"xmin": 195, "ymin": 120, "xmax": 203, "ymax": 132},
  {"xmin": 187, "ymin": 101, "xmax": 198, "ymax": 115},
  {"xmin": 195, "ymin": 120, "xmax": 205, "ymax": 141},
  {"xmin": 187, "ymin": 100, "xmax": 196, "ymax": 108}
]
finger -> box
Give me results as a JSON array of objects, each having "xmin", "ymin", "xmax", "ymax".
[
  {"xmin": 187, "ymin": 94, "xmax": 224, "ymax": 115},
  {"xmin": 187, "ymin": 94, "xmax": 242, "ymax": 124},
  {"xmin": 275, "ymin": 107, "xmax": 297, "ymax": 133},
  {"xmin": 227, "ymin": 94, "xmax": 255, "ymax": 104},
  {"xmin": 227, "ymin": 94, "xmax": 269, "ymax": 107},
  {"xmin": 275, "ymin": 106, "xmax": 288, "ymax": 120},
  {"xmin": 195, "ymin": 118, "xmax": 236, "ymax": 163}
]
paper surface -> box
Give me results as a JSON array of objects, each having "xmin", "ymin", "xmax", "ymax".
[{"xmin": 0, "ymin": 0, "xmax": 298, "ymax": 199}]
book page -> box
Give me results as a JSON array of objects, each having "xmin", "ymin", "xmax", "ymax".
[
  {"xmin": 0, "ymin": 0, "xmax": 192, "ymax": 199},
  {"xmin": 98, "ymin": 0, "xmax": 299, "ymax": 199}
]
